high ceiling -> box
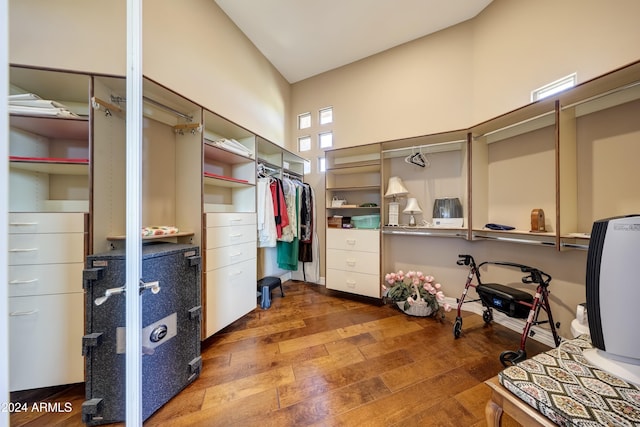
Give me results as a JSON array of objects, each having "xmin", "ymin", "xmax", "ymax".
[{"xmin": 215, "ymin": 0, "xmax": 494, "ymax": 83}]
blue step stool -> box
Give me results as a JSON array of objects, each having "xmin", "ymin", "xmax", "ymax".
[{"xmin": 257, "ymin": 276, "xmax": 284, "ymax": 309}]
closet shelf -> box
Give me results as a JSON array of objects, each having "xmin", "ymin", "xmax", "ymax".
[
  {"xmin": 10, "ymin": 114, "xmax": 89, "ymax": 139},
  {"xmin": 204, "ymin": 141, "xmax": 254, "ymax": 164},
  {"xmin": 326, "ymin": 185, "xmax": 380, "ymax": 192},
  {"xmin": 204, "ymin": 172, "xmax": 253, "ymax": 188},
  {"xmin": 326, "ymin": 164, "xmax": 380, "ymax": 174},
  {"xmin": 9, "ymin": 156, "xmax": 89, "ymax": 175},
  {"xmin": 106, "ymin": 231, "xmax": 195, "ymax": 241}
]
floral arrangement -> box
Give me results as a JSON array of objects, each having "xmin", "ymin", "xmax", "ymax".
[{"xmin": 382, "ymin": 270, "xmax": 451, "ymax": 316}]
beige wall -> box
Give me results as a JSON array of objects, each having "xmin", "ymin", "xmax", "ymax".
[
  {"xmin": 9, "ymin": 0, "xmax": 291, "ymax": 145},
  {"xmin": 292, "ymin": 0, "xmax": 640, "ymax": 339}
]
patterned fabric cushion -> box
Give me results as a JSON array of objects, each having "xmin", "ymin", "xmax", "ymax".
[{"xmin": 498, "ymin": 335, "xmax": 640, "ymax": 426}]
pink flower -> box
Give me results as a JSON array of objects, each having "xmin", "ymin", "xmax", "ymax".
[
  {"xmin": 443, "ymin": 303, "xmax": 452, "ymax": 312},
  {"xmin": 382, "ymin": 284, "xmax": 387, "ymax": 290},
  {"xmin": 406, "ymin": 297, "xmax": 414, "ymax": 305},
  {"xmin": 413, "ymin": 278, "xmax": 420, "ymax": 286},
  {"xmin": 436, "ymin": 291, "xmax": 445, "ymax": 302},
  {"xmin": 434, "ymin": 283, "xmax": 441, "ymax": 290},
  {"xmin": 425, "ymin": 275, "xmax": 435, "ymax": 283}
]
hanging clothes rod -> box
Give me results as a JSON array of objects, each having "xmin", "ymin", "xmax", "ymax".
[
  {"xmin": 560, "ymin": 80, "xmax": 640, "ymax": 111},
  {"xmin": 91, "ymin": 96, "xmax": 123, "ymax": 115},
  {"xmin": 381, "ymin": 140, "xmax": 466, "ymax": 154},
  {"xmin": 109, "ymin": 94, "xmax": 194, "ymax": 122},
  {"xmin": 143, "ymin": 96, "xmax": 193, "ymax": 122}
]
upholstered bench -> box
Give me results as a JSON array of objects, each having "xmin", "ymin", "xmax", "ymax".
[{"xmin": 486, "ymin": 335, "xmax": 640, "ymax": 426}]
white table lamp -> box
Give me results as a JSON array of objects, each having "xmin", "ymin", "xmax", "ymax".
[
  {"xmin": 403, "ymin": 197, "xmax": 423, "ymax": 226},
  {"xmin": 384, "ymin": 176, "xmax": 408, "ymax": 226}
]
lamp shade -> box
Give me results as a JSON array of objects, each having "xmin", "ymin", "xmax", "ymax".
[
  {"xmin": 384, "ymin": 176, "xmax": 409, "ymax": 198},
  {"xmin": 403, "ymin": 198, "xmax": 422, "ymax": 214}
]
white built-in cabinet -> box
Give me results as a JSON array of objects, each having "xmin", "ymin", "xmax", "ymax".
[
  {"xmin": 324, "ymin": 144, "xmax": 382, "ymax": 298},
  {"xmin": 324, "ymin": 60, "xmax": 640, "ymax": 299},
  {"xmin": 7, "ymin": 65, "xmax": 306, "ymax": 389},
  {"xmin": 8, "ymin": 66, "xmax": 89, "ymax": 391},
  {"xmin": 202, "ymin": 110, "xmax": 257, "ymax": 337}
]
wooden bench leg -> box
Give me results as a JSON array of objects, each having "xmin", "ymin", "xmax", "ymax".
[{"xmin": 485, "ymin": 398, "xmax": 503, "ymax": 427}]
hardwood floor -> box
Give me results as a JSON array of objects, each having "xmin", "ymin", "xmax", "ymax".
[{"xmin": 10, "ymin": 280, "xmax": 550, "ymax": 426}]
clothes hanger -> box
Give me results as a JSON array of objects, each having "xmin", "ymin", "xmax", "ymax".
[{"xmin": 410, "ymin": 150, "xmax": 425, "ymax": 167}]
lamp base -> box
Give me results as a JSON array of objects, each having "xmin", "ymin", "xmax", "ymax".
[{"xmin": 388, "ymin": 202, "xmax": 400, "ymax": 227}]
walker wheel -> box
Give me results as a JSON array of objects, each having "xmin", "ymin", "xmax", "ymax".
[
  {"xmin": 482, "ymin": 309, "xmax": 493, "ymax": 324},
  {"xmin": 453, "ymin": 318, "xmax": 462, "ymax": 339},
  {"xmin": 499, "ymin": 349, "xmax": 527, "ymax": 367}
]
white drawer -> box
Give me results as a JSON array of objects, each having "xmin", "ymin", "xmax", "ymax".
[
  {"xmin": 206, "ymin": 241, "xmax": 256, "ymax": 271},
  {"xmin": 9, "ymin": 292, "xmax": 85, "ymax": 391},
  {"xmin": 205, "ymin": 212, "xmax": 256, "ymax": 227},
  {"xmin": 326, "ymin": 268, "xmax": 380, "ymax": 298},
  {"xmin": 9, "ymin": 232, "xmax": 85, "ymax": 265},
  {"xmin": 206, "ymin": 224, "xmax": 255, "ymax": 249},
  {"xmin": 9, "ymin": 212, "xmax": 86, "ymax": 234},
  {"xmin": 326, "ymin": 228, "xmax": 379, "ymax": 252},
  {"xmin": 205, "ymin": 258, "xmax": 257, "ymax": 337},
  {"xmin": 326, "ymin": 249, "xmax": 380, "ymax": 275},
  {"xmin": 9, "ymin": 263, "xmax": 83, "ymax": 297}
]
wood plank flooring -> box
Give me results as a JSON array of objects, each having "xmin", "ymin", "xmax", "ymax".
[{"xmin": 10, "ymin": 280, "xmax": 550, "ymax": 426}]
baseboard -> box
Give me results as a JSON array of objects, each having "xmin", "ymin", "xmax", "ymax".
[{"xmin": 451, "ymin": 297, "xmax": 566, "ymax": 348}]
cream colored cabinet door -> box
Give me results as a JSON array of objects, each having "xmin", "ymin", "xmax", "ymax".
[
  {"xmin": 9, "ymin": 293, "xmax": 85, "ymax": 391},
  {"xmin": 205, "ymin": 259, "xmax": 257, "ymax": 336}
]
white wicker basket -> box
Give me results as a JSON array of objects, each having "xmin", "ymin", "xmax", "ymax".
[{"xmin": 396, "ymin": 301, "xmax": 435, "ymax": 317}]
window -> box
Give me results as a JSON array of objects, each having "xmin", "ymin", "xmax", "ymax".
[
  {"xmin": 319, "ymin": 131, "xmax": 333, "ymax": 149},
  {"xmin": 318, "ymin": 157, "xmax": 326, "ymax": 173},
  {"xmin": 303, "ymin": 159, "xmax": 311, "ymax": 175},
  {"xmin": 298, "ymin": 135, "xmax": 311, "ymax": 152},
  {"xmin": 319, "ymin": 106, "xmax": 333, "ymax": 125},
  {"xmin": 298, "ymin": 112, "xmax": 311, "ymax": 129},
  {"xmin": 531, "ymin": 73, "xmax": 577, "ymax": 101}
]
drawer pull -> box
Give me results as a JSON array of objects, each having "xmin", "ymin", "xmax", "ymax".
[
  {"xmin": 9, "ymin": 279, "xmax": 38, "ymax": 285},
  {"xmin": 230, "ymin": 252, "xmax": 242, "ymax": 257},
  {"xmin": 229, "ymin": 270, "xmax": 243, "ymax": 277},
  {"xmin": 230, "ymin": 218, "xmax": 243, "ymax": 223},
  {"xmin": 346, "ymin": 259, "xmax": 356, "ymax": 266},
  {"xmin": 346, "ymin": 239, "xmax": 356, "ymax": 245},
  {"xmin": 10, "ymin": 309, "xmax": 39, "ymax": 316},
  {"xmin": 230, "ymin": 233, "xmax": 243, "ymax": 237},
  {"xmin": 9, "ymin": 248, "xmax": 38, "ymax": 252},
  {"xmin": 9, "ymin": 222, "xmax": 38, "ymax": 226},
  {"xmin": 346, "ymin": 280, "xmax": 356, "ymax": 288}
]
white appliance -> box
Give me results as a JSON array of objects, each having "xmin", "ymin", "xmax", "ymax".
[{"xmin": 584, "ymin": 215, "xmax": 640, "ymax": 385}]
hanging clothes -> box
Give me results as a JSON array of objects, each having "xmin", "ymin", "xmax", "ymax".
[
  {"xmin": 298, "ymin": 183, "xmax": 313, "ymax": 262},
  {"xmin": 257, "ymin": 177, "xmax": 276, "ymax": 247},
  {"xmin": 279, "ymin": 178, "xmax": 298, "ymax": 243},
  {"xmin": 277, "ymin": 183, "xmax": 299, "ymax": 270},
  {"xmin": 270, "ymin": 178, "xmax": 289, "ymax": 239},
  {"xmin": 291, "ymin": 184, "xmax": 320, "ymax": 283}
]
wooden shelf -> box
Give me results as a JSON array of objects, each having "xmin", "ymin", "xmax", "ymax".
[
  {"xmin": 10, "ymin": 157, "xmax": 89, "ymax": 175},
  {"xmin": 203, "ymin": 141, "xmax": 254, "ymax": 164},
  {"xmin": 106, "ymin": 231, "xmax": 195, "ymax": 241},
  {"xmin": 10, "ymin": 114, "xmax": 89, "ymax": 139},
  {"xmin": 203, "ymin": 173, "xmax": 254, "ymax": 188}
]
